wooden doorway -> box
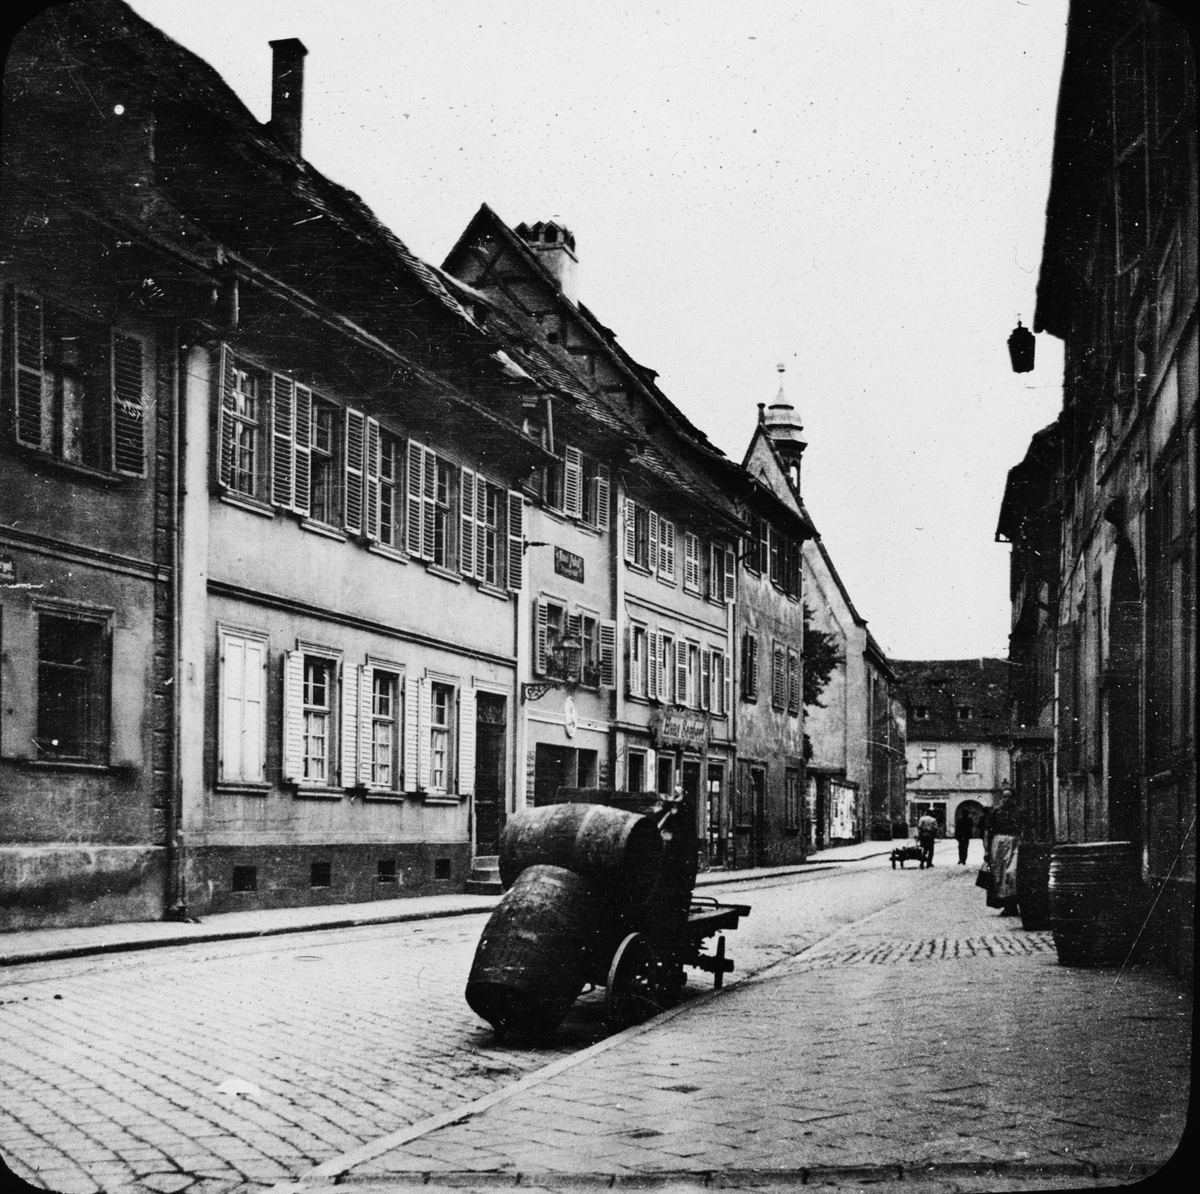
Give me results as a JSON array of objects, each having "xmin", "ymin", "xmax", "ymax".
[{"xmin": 473, "ymin": 694, "xmax": 506, "ymax": 856}]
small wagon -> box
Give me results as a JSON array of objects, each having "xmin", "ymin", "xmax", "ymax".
[
  {"xmin": 466, "ymin": 790, "xmax": 751, "ymax": 1037},
  {"xmin": 890, "ymin": 843, "xmax": 926, "ymax": 869}
]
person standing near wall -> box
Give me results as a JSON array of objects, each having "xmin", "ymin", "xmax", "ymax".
[
  {"xmin": 955, "ymin": 813, "xmax": 972, "ymax": 865},
  {"xmin": 917, "ymin": 811, "xmax": 938, "ymax": 868}
]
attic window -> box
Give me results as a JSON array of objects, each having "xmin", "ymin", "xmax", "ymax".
[
  {"xmin": 913, "ymin": 705, "xmax": 929, "ymax": 720},
  {"xmin": 957, "ymin": 706, "xmax": 973, "ymax": 721}
]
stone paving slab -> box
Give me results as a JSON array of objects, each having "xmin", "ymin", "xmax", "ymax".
[{"xmin": 322, "ymin": 865, "xmax": 1190, "ymax": 1190}]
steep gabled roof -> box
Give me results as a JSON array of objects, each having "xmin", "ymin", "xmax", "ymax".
[{"xmin": 891, "ymin": 658, "xmax": 1012, "ymax": 742}]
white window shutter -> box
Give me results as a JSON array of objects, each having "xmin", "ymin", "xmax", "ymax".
[
  {"xmin": 270, "ymin": 375, "xmax": 295, "ymax": 508},
  {"xmin": 460, "ymin": 467, "xmax": 476, "ymax": 577},
  {"xmin": 647, "ymin": 630, "xmax": 660, "ymax": 702},
  {"xmin": 343, "ymin": 407, "xmax": 366, "ymax": 534},
  {"xmin": 406, "ymin": 439, "xmax": 425, "ymax": 557},
  {"xmin": 563, "ymin": 446, "xmax": 584, "ymax": 518},
  {"xmin": 659, "ymin": 520, "xmax": 675, "ymax": 580},
  {"xmin": 358, "ymin": 665, "xmax": 374, "ymax": 787},
  {"xmin": 111, "ymin": 332, "xmax": 146, "ymax": 477},
  {"xmin": 341, "ymin": 661, "xmax": 359, "ymax": 788},
  {"xmin": 675, "ymin": 639, "xmax": 688, "ymax": 705},
  {"xmin": 293, "ymin": 386, "xmax": 313, "ymax": 517},
  {"xmin": 624, "ymin": 499, "xmax": 636, "ymax": 560},
  {"xmin": 216, "ymin": 343, "xmax": 235, "ymax": 488},
  {"xmin": 13, "ymin": 291, "xmax": 45, "ymax": 450},
  {"xmin": 418, "ymin": 677, "xmax": 432, "ymax": 790},
  {"xmin": 723, "ymin": 654, "xmax": 732, "ymax": 717},
  {"xmin": 566, "ymin": 611, "xmax": 583, "ymax": 682},
  {"xmin": 476, "ymin": 474, "xmax": 488, "ymax": 580},
  {"xmin": 648, "ymin": 511, "xmax": 659, "ymax": 573},
  {"xmin": 422, "ymin": 447, "xmax": 438, "ymax": 562},
  {"xmin": 506, "ymin": 491, "xmax": 524, "ymax": 591},
  {"xmin": 364, "ymin": 418, "xmax": 381, "ymax": 541},
  {"xmin": 685, "ymin": 534, "xmax": 700, "ymax": 590},
  {"xmin": 708, "ymin": 543, "xmax": 719, "ymax": 599},
  {"xmin": 220, "ymin": 635, "xmax": 244, "ymax": 782},
  {"xmin": 701, "ymin": 649, "xmax": 712, "ymax": 711},
  {"xmin": 403, "ymin": 675, "xmax": 420, "ymax": 792},
  {"xmin": 533, "ymin": 597, "xmax": 548, "ymax": 676},
  {"xmin": 282, "ymin": 650, "xmax": 305, "ymax": 782},
  {"xmin": 593, "ymin": 465, "xmax": 610, "ymax": 530},
  {"xmin": 458, "ymin": 685, "xmax": 476, "ymax": 796},
  {"xmin": 724, "ymin": 546, "xmax": 737, "ymax": 602},
  {"xmin": 599, "ymin": 620, "xmax": 617, "ymax": 688}
]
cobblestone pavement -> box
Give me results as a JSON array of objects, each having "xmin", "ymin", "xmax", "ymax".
[
  {"xmin": 304, "ymin": 849, "xmax": 1192, "ymax": 1192},
  {"xmin": 0, "ymin": 850, "xmax": 919, "ymax": 1194}
]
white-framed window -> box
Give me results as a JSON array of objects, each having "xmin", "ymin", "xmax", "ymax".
[
  {"xmin": 5, "ymin": 288, "xmax": 148, "ymax": 477},
  {"xmin": 225, "ymin": 360, "xmax": 264, "ymax": 497},
  {"xmin": 961, "ymin": 748, "xmax": 977, "ymax": 774},
  {"xmin": 36, "ymin": 609, "xmax": 112, "ymax": 764},
  {"xmin": 684, "ymin": 532, "xmax": 701, "ymax": 592},
  {"xmin": 406, "ymin": 440, "xmax": 457, "ymax": 568},
  {"xmin": 708, "ymin": 648, "xmax": 727, "ymax": 716},
  {"xmin": 378, "ymin": 431, "xmax": 403, "ymax": 549},
  {"xmin": 370, "ymin": 670, "xmax": 399, "ymax": 788},
  {"xmin": 283, "ymin": 646, "xmax": 342, "ymax": 788},
  {"xmin": 309, "ymin": 400, "xmax": 339, "ymax": 525},
  {"xmin": 302, "ymin": 657, "xmax": 333, "ymax": 783},
  {"xmin": 461, "ymin": 469, "xmax": 508, "ymax": 586},
  {"xmin": 686, "ymin": 643, "xmax": 700, "ymax": 708},
  {"xmin": 920, "ymin": 746, "xmax": 937, "ymax": 773},
  {"xmin": 218, "ymin": 628, "xmax": 267, "ymax": 784},
  {"xmin": 629, "ymin": 624, "xmax": 649, "ymax": 697},
  {"xmin": 655, "ymin": 631, "xmax": 675, "ymax": 704},
  {"xmin": 429, "ymin": 681, "xmax": 454, "ymax": 792}
]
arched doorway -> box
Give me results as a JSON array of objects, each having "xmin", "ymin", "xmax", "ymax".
[
  {"xmin": 1106, "ymin": 539, "xmax": 1142, "ymax": 844},
  {"xmin": 955, "ymin": 799, "xmax": 985, "ymax": 837}
]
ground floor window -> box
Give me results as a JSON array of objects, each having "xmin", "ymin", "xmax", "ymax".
[
  {"xmin": 627, "ymin": 750, "xmax": 647, "ymax": 792},
  {"xmin": 36, "ymin": 611, "xmax": 110, "ymax": 763},
  {"xmin": 219, "ymin": 627, "xmax": 266, "ymax": 784},
  {"xmin": 656, "ymin": 754, "xmax": 675, "ymax": 797},
  {"xmin": 785, "ymin": 768, "xmax": 802, "ymax": 831}
]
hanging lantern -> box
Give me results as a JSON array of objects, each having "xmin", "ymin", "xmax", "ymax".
[{"xmin": 1008, "ymin": 319, "xmax": 1035, "ymax": 373}]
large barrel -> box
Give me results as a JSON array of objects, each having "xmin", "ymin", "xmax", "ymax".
[
  {"xmin": 465, "ymin": 864, "xmax": 605, "ymax": 1034},
  {"xmin": 1048, "ymin": 842, "xmax": 1145, "ymax": 966},
  {"xmin": 1017, "ymin": 842, "xmax": 1053, "ymax": 931},
  {"xmin": 499, "ymin": 803, "xmax": 663, "ymax": 905}
]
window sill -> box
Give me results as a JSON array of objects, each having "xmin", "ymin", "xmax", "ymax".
[
  {"xmin": 477, "ymin": 582, "xmax": 513, "ymax": 602},
  {"xmin": 218, "ymin": 491, "xmax": 275, "ymax": 518},
  {"xmin": 368, "ymin": 543, "xmax": 409, "ymax": 564},
  {"xmin": 291, "ymin": 786, "xmax": 345, "ymax": 800},
  {"xmin": 427, "ymin": 564, "xmax": 463, "ymax": 584},
  {"xmin": 15, "ymin": 448, "xmax": 134, "ymax": 488},
  {"xmin": 624, "ymin": 561, "xmax": 652, "ymax": 577},
  {"xmin": 215, "ymin": 783, "xmax": 271, "ymax": 796},
  {"xmin": 362, "ymin": 790, "xmax": 408, "ymax": 802},
  {"xmin": 683, "ymin": 584, "xmax": 703, "ymax": 598},
  {"xmin": 422, "ymin": 793, "xmax": 461, "ymax": 806},
  {"xmin": 657, "ymin": 575, "xmax": 678, "ymax": 588},
  {"xmin": 300, "ymin": 519, "xmax": 347, "ymax": 542},
  {"xmin": 16, "ymin": 758, "xmax": 116, "ymax": 773}
]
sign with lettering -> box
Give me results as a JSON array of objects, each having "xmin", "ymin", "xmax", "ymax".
[
  {"xmin": 554, "ymin": 547, "xmax": 585, "ymax": 583},
  {"xmin": 653, "ymin": 708, "xmax": 710, "ymax": 753}
]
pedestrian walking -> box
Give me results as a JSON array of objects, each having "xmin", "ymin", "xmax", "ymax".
[
  {"xmin": 917, "ymin": 811, "xmax": 938, "ymax": 868},
  {"xmin": 987, "ymin": 789, "xmax": 1020, "ymax": 916},
  {"xmin": 954, "ymin": 814, "xmax": 972, "ymax": 864}
]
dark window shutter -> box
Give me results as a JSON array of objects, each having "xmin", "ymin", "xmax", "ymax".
[{"xmin": 111, "ymin": 333, "xmax": 146, "ymax": 477}]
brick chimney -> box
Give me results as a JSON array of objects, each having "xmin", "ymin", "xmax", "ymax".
[
  {"xmin": 515, "ymin": 221, "xmax": 578, "ymax": 303},
  {"xmin": 269, "ymin": 38, "xmax": 308, "ymax": 156}
]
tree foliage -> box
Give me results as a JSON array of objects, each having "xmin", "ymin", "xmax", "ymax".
[{"xmin": 803, "ymin": 603, "xmax": 841, "ymax": 709}]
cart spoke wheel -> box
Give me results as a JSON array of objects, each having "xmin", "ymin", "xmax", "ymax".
[{"xmin": 605, "ymin": 932, "xmax": 665, "ymax": 1030}]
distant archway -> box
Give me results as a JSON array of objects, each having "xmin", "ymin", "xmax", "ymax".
[
  {"xmin": 955, "ymin": 799, "xmax": 985, "ymax": 837},
  {"xmin": 1107, "ymin": 538, "xmax": 1142, "ymax": 844}
]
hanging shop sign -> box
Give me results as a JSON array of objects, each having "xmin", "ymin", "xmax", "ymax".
[
  {"xmin": 653, "ymin": 708, "xmax": 710, "ymax": 753},
  {"xmin": 554, "ymin": 547, "xmax": 585, "ymax": 582}
]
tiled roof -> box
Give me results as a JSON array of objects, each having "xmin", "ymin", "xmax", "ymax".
[{"xmin": 892, "ymin": 658, "xmax": 1011, "ymax": 742}]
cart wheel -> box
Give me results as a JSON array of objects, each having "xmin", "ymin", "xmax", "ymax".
[{"xmin": 605, "ymin": 932, "xmax": 665, "ymax": 1030}]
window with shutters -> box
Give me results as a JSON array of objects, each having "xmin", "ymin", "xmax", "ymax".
[
  {"xmin": 429, "ymin": 682, "xmax": 454, "ymax": 793},
  {"xmin": 226, "ymin": 364, "xmax": 263, "ymax": 497},
  {"xmin": 371, "ymin": 671, "xmax": 400, "ymax": 789},
  {"xmin": 378, "ymin": 432, "xmax": 403, "ymax": 550},
  {"xmin": 771, "ymin": 643, "xmax": 786, "ymax": 710},
  {"xmin": 787, "ymin": 648, "xmax": 800, "ymax": 715},
  {"xmin": 581, "ymin": 614, "xmax": 600, "ymax": 688},
  {"xmin": 630, "ymin": 624, "xmax": 649, "ymax": 697},
  {"xmin": 626, "ymin": 501, "xmax": 653, "ymax": 569},
  {"xmin": 302, "ymin": 657, "xmax": 334, "ymax": 784},
  {"xmin": 741, "ymin": 631, "xmax": 759, "ymax": 702},
  {"xmin": 686, "ymin": 643, "xmax": 700, "ymax": 708},
  {"xmin": 308, "ymin": 401, "xmax": 339, "ymax": 525},
  {"xmin": 406, "ymin": 441, "xmax": 459, "ymax": 569},
  {"xmin": 769, "ymin": 525, "xmax": 783, "ymax": 588},
  {"xmin": 35, "ymin": 610, "xmax": 111, "ymax": 764},
  {"xmin": 709, "ymin": 542, "xmax": 736, "ymax": 602},
  {"xmin": 683, "ymin": 532, "xmax": 701, "ymax": 593},
  {"xmin": 4, "ymin": 289, "xmax": 147, "ymax": 477},
  {"xmin": 582, "ymin": 459, "xmax": 611, "ymax": 530},
  {"xmin": 658, "ymin": 519, "xmax": 676, "ymax": 583},
  {"xmin": 658, "ymin": 633, "xmax": 674, "ymax": 704},
  {"xmin": 218, "ymin": 628, "xmax": 266, "ymax": 786},
  {"xmin": 462, "ymin": 472, "xmax": 506, "ymax": 586},
  {"xmin": 709, "ymin": 649, "xmax": 727, "ymax": 716}
]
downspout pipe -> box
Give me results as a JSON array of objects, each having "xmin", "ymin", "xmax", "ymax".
[{"xmin": 165, "ymin": 326, "xmax": 187, "ymax": 919}]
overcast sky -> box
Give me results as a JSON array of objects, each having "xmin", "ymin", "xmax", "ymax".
[{"xmin": 125, "ymin": 0, "xmax": 1070, "ymax": 660}]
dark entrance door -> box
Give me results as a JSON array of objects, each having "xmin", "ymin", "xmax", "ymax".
[
  {"xmin": 1107, "ymin": 539, "xmax": 1142, "ymax": 844},
  {"xmin": 706, "ymin": 763, "xmax": 726, "ymax": 865},
  {"xmin": 682, "ymin": 759, "xmax": 703, "ymax": 865},
  {"xmin": 473, "ymin": 694, "xmax": 506, "ymax": 855},
  {"xmin": 749, "ymin": 766, "xmax": 767, "ymax": 865},
  {"xmin": 534, "ymin": 743, "xmax": 576, "ymax": 806}
]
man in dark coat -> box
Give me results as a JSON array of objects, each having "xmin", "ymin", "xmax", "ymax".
[{"xmin": 955, "ymin": 814, "xmax": 973, "ymax": 864}]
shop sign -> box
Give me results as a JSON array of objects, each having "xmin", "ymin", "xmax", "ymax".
[
  {"xmin": 554, "ymin": 547, "xmax": 585, "ymax": 582},
  {"xmin": 653, "ymin": 707, "xmax": 710, "ymax": 752}
]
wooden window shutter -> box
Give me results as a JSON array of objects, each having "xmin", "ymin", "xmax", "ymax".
[
  {"xmin": 684, "ymin": 533, "xmax": 700, "ymax": 590},
  {"xmin": 458, "ymin": 685, "xmax": 476, "ymax": 796},
  {"xmin": 341, "ymin": 660, "xmax": 358, "ymax": 788},
  {"xmin": 708, "ymin": 543, "xmax": 719, "ymax": 599},
  {"xmin": 111, "ymin": 332, "xmax": 146, "ymax": 477},
  {"xmin": 460, "ymin": 467, "xmax": 476, "ymax": 577},
  {"xmin": 270, "ymin": 374, "xmax": 295, "ymax": 507},
  {"xmin": 357, "ymin": 664, "xmax": 374, "ymax": 787},
  {"xmin": 364, "ymin": 418, "xmax": 381, "ymax": 541},
  {"xmin": 282, "ymin": 649, "xmax": 305, "ymax": 782},
  {"xmin": 648, "ymin": 511, "xmax": 660, "ymax": 573},
  {"xmin": 219, "ymin": 634, "xmax": 243, "ymax": 782},
  {"xmin": 422, "ymin": 446, "xmax": 438, "ymax": 562},
  {"xmin": 506, "ymin": 491, "xmax": 524, "ymax": 591},
  {"xmin": 216, "ymin": 344, "xmax": 236, "ymax": 488},
  {"xmin": 701, "ymin": 649, "xmax": 712, "ymax": 711},
  {"xmin": 403, "ymin": 675, "xmax": 420, "ymax": 792},
  {"xmin": 533, "ymin": 597, "xmax": 548, "ymax": 676},
  {"xmin": 406, "ymin": 440, "xmax": 425, "ymax": 557},
  {"xmin": 476, "ymin": 474, "xmax": 488, "ymax": 580},
  {"xmin": 675, "ymin": 639, "xmax": 688, "ymax": 704},
  {"xmin": 566, "ymin": 611, "xmax": 583, "ymax": 682},
  {"xmin": 343, "ymin": 407, "xmax": 366, "ymax": 534},
  {"xmin": 623, "ymin": 499, "xmax": 637, "ymax": 560},
  {"xmin": 659, "ymin": 519, "xmax": 675, "ymax": 580},
  {"xmin": 593, "ymin": 464, "xmax": 610, "ymax": 530},
  {"xmin": 563, "ymin": 445, "xmax": 584, "ymax": 518},
  {"xmin": 418, "ymin": 677, "xmax": 432, "ymax": 790},
  {"xmin": 13, "ymin": 291, "xmax": 45, "ymax": 449},
  {"xmin": 773, "ymin": 644, "xmax": 786, "ymax": 708},
  {"xmin": 724, "ymin": 546, "xmax": 736, "ymax": 602},
  {"xmin": 788, "ymin": 650, "xmax": 800, "ymax": 713},
  {"xmin": 599, "ymin": 620, "xmax": 617, "ymax": 688},
  {"xmin": 648, "ymin": 630, "xmax": 660, "ymax": 702},
  {"xmin": 293, "ymin": 385, "xmax": 313, "ymax": 517}
]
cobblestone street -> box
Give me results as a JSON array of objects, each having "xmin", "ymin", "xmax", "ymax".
[{"xmin": 0, "ymin": 844, "xmax": 1190, "ymax": 1193}]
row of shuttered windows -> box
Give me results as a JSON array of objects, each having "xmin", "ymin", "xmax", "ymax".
[
  {"xmin": 628, "ymin": 626, "xmax": 728, "ymax": 715},
  {"xmin": 219, "ymin": 629, "xmax": 482, "ymax": 797},
  {"xmin": 740, "ymin": 632, "xmax": 801, "ymax": 715},
  {"xmin": 623, "ymin": 498, "xmax": 737, "ymax": 600}
]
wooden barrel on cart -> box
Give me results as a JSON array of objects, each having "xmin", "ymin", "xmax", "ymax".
[
  {"xmin": 499, "ymin": 803, "xmax": 663, "ymax": 905},
  {"xmin": 1017, "ymin": 841, "xmax": 1053, "ymax": 931},
  {"xmin": 1048, "ymin": 842, "xmax": 1145, "ymax": 966},
  {"xmin": 465, "ymin": 864, "xmax": 605, "ymax": 1035}
]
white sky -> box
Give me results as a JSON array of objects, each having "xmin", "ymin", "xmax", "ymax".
[{"xmin": 126, "ymin": 0, "xmax": 1070, "ymax": 660}]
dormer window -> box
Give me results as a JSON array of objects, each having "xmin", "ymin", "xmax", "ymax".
[
  {"xmin": 913, "ymin": 705, "xmax": 929, "ymax": 720},
  {"xmin": 957, "ymin": 706, "xmax": 973, "ymax": 721}
]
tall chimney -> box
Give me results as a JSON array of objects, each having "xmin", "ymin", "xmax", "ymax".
[
  {"xmin": 515, "ymin": 222, "xmax": 579, "ymax": 303},
  {"xmin": 269, "ymin": 38, "xmax": 308, "ymax": 156}
]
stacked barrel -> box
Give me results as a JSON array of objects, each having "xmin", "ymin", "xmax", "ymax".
[{"xmin": 465, "ymin": 803, "xmax": 665, "ymax": 1036}]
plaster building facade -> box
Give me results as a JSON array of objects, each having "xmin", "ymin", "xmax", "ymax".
[
  {"xmin": 893, "ymin": 659, "xmax": 1013, "ymax": 837},
  {"xmin": 1000, "ymin": 0, "xmax": 1195, "ymax": 974}
]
